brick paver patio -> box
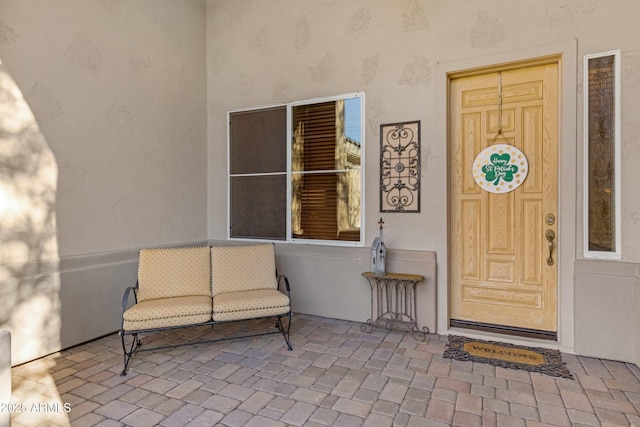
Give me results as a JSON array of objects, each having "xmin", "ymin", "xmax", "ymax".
[{"xmin": 9, "ymin": 314, "xmax": 640, "ymax": 426}]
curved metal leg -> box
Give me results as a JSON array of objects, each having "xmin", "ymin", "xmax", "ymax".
[
  {"xmin": 361, "ymin": 319, "xmax": 374, "ymax": 334},
  {"xmin": 120, "ymin": 331, "xmax": 141, "ymax": 376},
  {"xmin": 276, "ymin": 313, "xmax": 293, "ymax": 351}
]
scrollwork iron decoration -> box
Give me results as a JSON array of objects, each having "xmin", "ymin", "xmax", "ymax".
[{"xmin": 380, "ymin": 121, "xmax": 420, "ymax": 212}]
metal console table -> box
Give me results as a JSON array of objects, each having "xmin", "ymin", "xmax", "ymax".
[{"xmin": 361, "ymin": 272, "xmax": 429, "ymax": 340}]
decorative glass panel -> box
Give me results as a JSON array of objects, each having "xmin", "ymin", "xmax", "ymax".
[{"xmin": 584, "ymin": 51, "xmax": 620, "ymax": 258}]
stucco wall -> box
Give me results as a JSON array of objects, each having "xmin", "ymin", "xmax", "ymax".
[
  {"xmin": 574, "ymin": 260, "xmax": 640, "ymax": 362},
  {"xmin": 206, "ymin": 1, "xmax": 640, "ymax": 257},
  {"xmin": 206, "ymin": 0, "xmax": 640, "ymax": 364},
  {"xmin": 274, "ymin": 244, "xmax": 437, "ymax": 335},
  {"xmin": 0, "ymin": 330, "xmax": 9, "ymax": 427},
  {"xmin": 0, "ymin": 0, "xmax": 207, "ymax": 364}
]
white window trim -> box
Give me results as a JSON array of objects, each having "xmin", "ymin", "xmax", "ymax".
[
  {"xmin": 583, "ymin": 50, "xmax": 621, "ymax": 259},
  {"xmin": 227, "ymin": 92, "xmax": 366, "ymax": 247}
]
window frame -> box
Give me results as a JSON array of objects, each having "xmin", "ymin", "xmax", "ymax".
[
  {"xmin": 583, "ymin": 50, "xmax": 621, "ymax": 259},
  {"xmin": 227, "ymin": 92, "xmax": 366, "ymax": 247}
]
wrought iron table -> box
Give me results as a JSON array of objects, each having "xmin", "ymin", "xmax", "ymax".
[{"xmin": 361, "ymin": 272, "xmax": 428, "ymax": 340}]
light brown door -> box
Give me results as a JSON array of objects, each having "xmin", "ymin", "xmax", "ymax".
[{"xmin": 449, "ymin": 62, "xmax": 559, "ymax": 336}]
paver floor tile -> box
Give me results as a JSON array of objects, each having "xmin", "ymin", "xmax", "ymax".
[{"xmin": 120, "ymin": 408, "xmax": 164, "ymax": 427}]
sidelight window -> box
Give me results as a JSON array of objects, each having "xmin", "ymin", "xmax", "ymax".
[{"xmin": 583, "ymin": 51, "xmax": 621, "ymax": 258}]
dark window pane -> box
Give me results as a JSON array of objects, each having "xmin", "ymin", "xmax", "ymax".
[
  {"xmin": 230, "ymin": 175, "xmax": 286, "ymax": 240},
  {"xmin": 230, "ymin": 107, "xmax": 287, "ymax": 174}
]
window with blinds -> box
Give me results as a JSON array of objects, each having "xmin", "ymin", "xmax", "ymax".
[
  {"xmin": 584, "ymin": 51, "xmax": 620, "ymax": 259},
  {"xmin": 228, "ymin": 93, "xmax": 364, "ymax": 245}
]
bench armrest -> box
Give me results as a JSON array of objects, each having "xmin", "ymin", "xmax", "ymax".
[
  {"xmin": 277, "ymin": 274, "xmax": 291, "ymax": 295},
  {"xmin": 121, "ymin": 284, "xmax": 138, "ymax": 313},
  {"xmin": 120, "ymin": 284, "xmax": 138, "ymax": 333}
]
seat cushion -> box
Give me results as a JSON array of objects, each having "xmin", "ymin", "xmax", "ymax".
[
  {"xmin": 211, "ymin": 244, "xmax": 278, "ymax": 296},
  {"xmin": 122, "ymin": 296, "xmax": 212, "ymax": 331},
  {"xmin": 212, "ymin": 289, "xmax": 290, "ymax": 322},
  {"xmin": 137, "ymin": 246, "xmax": 211, "ymax": 302}
]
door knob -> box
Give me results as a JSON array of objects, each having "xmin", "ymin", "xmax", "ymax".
[{"xmin": 545, "ymin": 229, "xmax": 555, "ymax": 266}]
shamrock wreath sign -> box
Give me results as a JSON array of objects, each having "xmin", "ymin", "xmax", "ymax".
[{"xmin": 472, "ymin": 144, "xmax": 528, "ymax": 194}]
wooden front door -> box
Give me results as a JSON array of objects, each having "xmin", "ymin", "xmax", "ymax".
[{"xmin": 449, "ymin": 61, "xmax": 559, "ymax": 337}]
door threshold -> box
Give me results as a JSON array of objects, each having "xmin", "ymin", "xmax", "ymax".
[{"xmin": 449, "ymin": 319, "xmax": 557, "ymax": 341}]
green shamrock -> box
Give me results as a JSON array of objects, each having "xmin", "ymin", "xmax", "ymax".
[{"xmin": 482, "ymin": 153, "xmax": 518, "ymax": 186}]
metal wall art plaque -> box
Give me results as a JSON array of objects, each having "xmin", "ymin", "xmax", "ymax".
[
  {"xmin": 473, "ymin": 144, "xmax": 528, "ymax": 194},
  {"xmin": 380, "ymin": 121, "xmax": 420, "ymax": 212}
]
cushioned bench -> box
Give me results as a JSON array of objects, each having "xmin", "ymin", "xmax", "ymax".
[{"xmin": 119, "ymin": 243, "xmax": 292, "ymax": 375}]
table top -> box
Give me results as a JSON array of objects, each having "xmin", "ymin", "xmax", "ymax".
[{"xmin": 361, "ymin": 271, "xmax": 424, "ymax": 282}]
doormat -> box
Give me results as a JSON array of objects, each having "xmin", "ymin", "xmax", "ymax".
[{"xmin": 443, "ymin": 335, "xmax": 573, "ymax": 379}]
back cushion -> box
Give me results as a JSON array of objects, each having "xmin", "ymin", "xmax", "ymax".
[
  {"xmin": 211, "ymin": 244, "xmax": 278, "ymax": 296},
  {"xmin": 137, "ymin": 246, "xmax": 211, "ymax": 302}
]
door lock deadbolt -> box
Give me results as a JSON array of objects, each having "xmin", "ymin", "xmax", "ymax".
[{"xmin": 545, "ymin": 213, "xmax": 556, "ymax": 226}]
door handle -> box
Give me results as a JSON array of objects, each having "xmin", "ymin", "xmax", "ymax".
[{"xmin": 545, "ymin": 229, "xmax": 555, "ymax": 266}]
